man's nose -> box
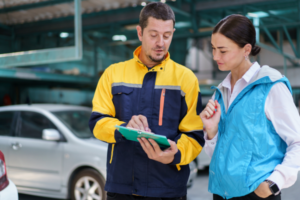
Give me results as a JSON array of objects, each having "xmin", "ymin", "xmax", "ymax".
[{"xmin": 156, "ymin": 35, "xmax": 164, "ymax": 46}]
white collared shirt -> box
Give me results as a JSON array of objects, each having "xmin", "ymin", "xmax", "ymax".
[{"xmin": 204, "ymin": 62, "xmax": 300, "ymax": 190}]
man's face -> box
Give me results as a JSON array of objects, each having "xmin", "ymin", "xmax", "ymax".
[{"xmin": 137, "ymin": 17, "xmax": 175, "ymax": 63}]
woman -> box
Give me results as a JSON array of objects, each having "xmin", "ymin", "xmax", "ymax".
[{"xmin": 200, "ymin": 14, "xmax": 300, "ymax": 200}]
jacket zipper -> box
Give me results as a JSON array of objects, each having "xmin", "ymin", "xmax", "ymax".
[
  {"xmin": 159, "ymin": 88, "xmax": 166, "ymax": 126},
  {"xmin": 109, "ymin": 144, "xmax": 115, "ymax": 164}
]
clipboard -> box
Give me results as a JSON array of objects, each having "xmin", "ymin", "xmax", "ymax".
[{"xmin": 115, "ymin": 125, "xmax": 170, "ymax": 148}]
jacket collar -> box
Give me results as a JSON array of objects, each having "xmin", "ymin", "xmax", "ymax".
[{"xmin": 133, "ymin": 46, "xmax": 170, "ymax": 72}]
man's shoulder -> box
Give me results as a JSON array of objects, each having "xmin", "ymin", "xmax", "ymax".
[
  {"xmin": 169, "ymin": 59, "xmax": 197, "ymax": 81},
  {"xmin": 106, "ymin": 58, "xmax": 135, "ymax": 71}
]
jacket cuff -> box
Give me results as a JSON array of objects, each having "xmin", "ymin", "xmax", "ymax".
[
  {"xmin": 170, "ymin": 149, "xmax": 181, "ymax": 165},
  {"xmin": 114, "ymin": 123, "xmax": 128, "ymax": 143}
]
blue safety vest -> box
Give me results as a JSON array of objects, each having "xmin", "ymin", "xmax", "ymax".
[{"xmin": 208, "ymin": 66, "xmax": 292, "ymax": 199}]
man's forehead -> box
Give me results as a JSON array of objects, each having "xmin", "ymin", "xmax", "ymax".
[
  {"xmin": 148, "ymin": 29, "xmax": 173, "ymax": 34},
  {"xmin": 146, "ymin": 17, "xmax": 174, "ymax": 31}
]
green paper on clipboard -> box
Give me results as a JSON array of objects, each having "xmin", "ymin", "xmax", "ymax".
[{"xmin": 115, "ymin": 125, "xmax": 170, "ymax": 148}]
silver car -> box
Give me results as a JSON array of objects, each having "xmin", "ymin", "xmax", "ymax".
[
  {"xmin": 0, "ymin": 104, "xmax": 197, "ymax": 199},
  {"xmin": 0, "ymin": 104, "xmax": 107, "ymax": 200}
]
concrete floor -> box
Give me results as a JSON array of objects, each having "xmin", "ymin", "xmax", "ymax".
[{"xmin": 19, "ymin": 168, "xmax": 300, "ymax": 200}]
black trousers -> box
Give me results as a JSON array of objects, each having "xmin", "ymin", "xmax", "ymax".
[
  {"xmin": 213, "ymin": 192, "xmax": 281, "ymax": 200},
  {"xmin": 106, "ymin": 192, "xmax": 186, "ymax": 200}
]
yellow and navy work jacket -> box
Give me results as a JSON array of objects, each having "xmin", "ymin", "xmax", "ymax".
[{"xmin": 89, "ymin": 46, "xmax": 204, "ymax": 198}]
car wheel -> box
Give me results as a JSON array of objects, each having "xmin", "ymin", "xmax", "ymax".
[{"xmin": 70, "ymin": 169, "xmax": 106, "ymax": 200}]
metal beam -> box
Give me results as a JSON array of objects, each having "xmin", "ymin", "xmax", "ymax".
[
  {"xmin": 0, "ymin": 0, "xmax": 82, "ymax": 68},
  {"xmin": 261, "ymin": 21, "xmax": 281, "ymax": 50},
  {"xmin": 257, "ymin": 42, "xmax": 298, "ymax": 61},
  {"xmin": 0, "ymin": 23, "xmax": 11, "ymax": 31},
  {"xmin": 0, "ymin": 68, "xmax": 96, "ymax": 85},
  {"xmin": 194, "ymin": 0, "xmax": 282, "ymax": 11},
  {"xmin": 14, "ymin": 10, "xmax": 141, "ymax": 35},
  {"xmin": 282, "ymin": 26, "xmax": 299, "ymax": 58},
  {"xmin": 147, "ymin": 0, "xmax": 191, "ymax": 18},
  {"xmin": 247, "ymin": 5, "xmax": 295, "ymax": 23},
  {"xmin": 0, "ymin": 0, "xmax": 73, "ymax": 14}
]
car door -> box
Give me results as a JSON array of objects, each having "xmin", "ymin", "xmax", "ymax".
[
  {"xmin": 0, "ymin": 111, "xmax": 17, "ymax": 161},
  {"xmin": 7, "ymin": 111, "xmax": 63, "ymax": 191}
]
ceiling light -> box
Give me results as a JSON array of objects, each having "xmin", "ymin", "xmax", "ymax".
[
  {"xmin": 60, "ymin": 32, "xmax": 69, "ymax": 38},
  {"xmin": 112, "ymin": 35, "xmax": 127, "ymax": 42},
  {"xmin": 247, "ymin": 11, "xmax": 269, "ymax": 18},
  {"xmin": 141, "ymin": 2, "xmax": 146, "ymax": 6}
]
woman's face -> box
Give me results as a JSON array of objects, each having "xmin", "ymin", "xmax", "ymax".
[{"xmin": 211, "ymin": 33, "xmax": 245, "ymax": 71}]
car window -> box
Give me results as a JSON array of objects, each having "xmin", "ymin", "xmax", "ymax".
[
  {"xmin": 18, "ymin": 111, "xmax": 56, "ymax": 139},
  {"xmin": 52, "ymin": 110, "xmax": 93, "ymax": 139},
  {"xmin": 0, "ymin": 111, "xmax": 16, "ymax": 136}
]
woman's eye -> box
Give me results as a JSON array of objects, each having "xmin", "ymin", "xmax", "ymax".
[{"xmin": 151, "ymin": 35, "xmax": 156, "ymax": 37}]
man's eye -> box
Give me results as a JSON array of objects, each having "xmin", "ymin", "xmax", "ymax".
[{"xmin": 221, "ymin": 51, "xmax": 226, "ymax": 53}]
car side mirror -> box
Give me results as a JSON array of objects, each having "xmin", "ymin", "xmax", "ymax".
[{"xmin": 42, "ymin": 129, "xmax": 61, "ymax": 141}]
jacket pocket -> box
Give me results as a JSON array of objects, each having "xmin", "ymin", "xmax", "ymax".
[
  {"xmin": 112, "ymin": 86, "xmax": 134, "ymax": 120},
  {"xmin": 159, "ymin": 88, "xmax": 166, "ymax": 126}
]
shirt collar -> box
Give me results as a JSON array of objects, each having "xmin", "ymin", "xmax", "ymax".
[
  {"xmin": 221, "ymin": 62, "xmax": 261, "ymax": 89},
  {"xmin": 133, "ymin": 46, "xmax": 170, "ymax": 72}
]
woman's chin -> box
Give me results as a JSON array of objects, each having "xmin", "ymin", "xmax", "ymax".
[{"xmin": 218, "ymin": 65, "xmax": 228, "ymax": 71}]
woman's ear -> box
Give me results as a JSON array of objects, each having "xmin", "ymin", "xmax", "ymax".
[{"xmin": 244, "ymin": 43, "xmax": 252, "ymax": 56}]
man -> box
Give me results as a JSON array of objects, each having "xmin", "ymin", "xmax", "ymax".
[{"xmin": 89, "ymin": 2, "xmax": 204, "ymax": 200}]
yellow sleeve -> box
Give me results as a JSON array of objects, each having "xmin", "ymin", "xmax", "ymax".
[
  {"xmin": 170, "ymin": 75, "xmax": 205, "ymax": 168},
  {"xmin": 89, "ymin": 67, "xmax": 126, "ymax": 143}
]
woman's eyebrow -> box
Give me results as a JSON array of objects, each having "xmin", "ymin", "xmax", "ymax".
[{"xmin": 211, "ymin": 43, "xmax": 227, "ymax": 49}]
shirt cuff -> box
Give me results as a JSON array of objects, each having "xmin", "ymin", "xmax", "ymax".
[
  {"xmin": 170, "ymin": 149, "xmax": 181, "ymax": 165},
  {"xmin": 114, "ymin": 122, "xmax": 128, "ymax": 143},
  {"xmin": 204, "ymin": 131, "xmax": 218, "ymax": 146},
  {"xmin": 266, "ymin": 170, "xmax": 285, "ymax": 191}
]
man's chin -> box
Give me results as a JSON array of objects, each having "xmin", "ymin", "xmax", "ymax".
[{"xmin": 149, "ymin": 55, "xmax": 165, "ymax": 63}]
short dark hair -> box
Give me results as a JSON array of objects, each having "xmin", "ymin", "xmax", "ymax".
[
  {"xmin": 139, "ymin": 2, "xmax": 175, "ymax": 31},
  {"xmin": 213, "ymin": 14, "xmax": 261, "ymax": 56}
]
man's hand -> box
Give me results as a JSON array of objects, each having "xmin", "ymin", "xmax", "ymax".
[
  {"xmin": 127, "ymin": 115, "xmax": 151, "ymax": 132},
  {"xmin": 138, "ymin": 138, "xmax": 178, "ymax": 164},
  {"xmin": 254, "ymin": 181, "xmax": 272, "ymax": 198}
]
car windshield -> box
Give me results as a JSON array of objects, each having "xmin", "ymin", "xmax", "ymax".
[{"xmin": 51, "ymin": 110, "xmax": 94, "ymax": 139}]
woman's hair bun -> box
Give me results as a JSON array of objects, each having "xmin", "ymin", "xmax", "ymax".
[{"xmin": 251, "ymin": 46, "xmax": 261, "ymax": 56}]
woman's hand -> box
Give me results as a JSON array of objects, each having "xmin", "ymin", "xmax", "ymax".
[
  {"xmin": 199, "ymin": 100, "xmax": 221, "ymax": 140},
  {"xmin": 254, "ymin": 181, "xmax": 272, "ymax": 198}
]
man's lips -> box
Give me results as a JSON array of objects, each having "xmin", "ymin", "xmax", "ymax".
[
  {"xmin": 154, "ymin": 49, "xmax": 164, "ymax": 53},
  {"xmin": 217, "ymin": 62, "xmax": 224, "ymax": 65}
]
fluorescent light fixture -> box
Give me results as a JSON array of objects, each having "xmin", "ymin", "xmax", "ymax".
[
  {"xmin": 161, "ymin": 0, "xmax": 166, "ymax": 3},
  {"xmin": 141, "ymin": 2, "xmax": 146, "ymax": 6},
  {"xmin": 112, "ymin": 35, "xmax": 127, "ymax": 42},
  {"xmin": 60, "ymin": 32, "xmax": 69, "ymax": 38},
  {"xmin": 175, "ymin": 21, "xmax": 192, "ymax": 29},
  {"xmin": 247, "ymin": 11, "xmax": 269, "ymax": 18}
]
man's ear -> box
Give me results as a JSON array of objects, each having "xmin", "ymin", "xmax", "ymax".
[{"xmin": 136, "ymin": 25, "xmax": 143, "ymax": 42}]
